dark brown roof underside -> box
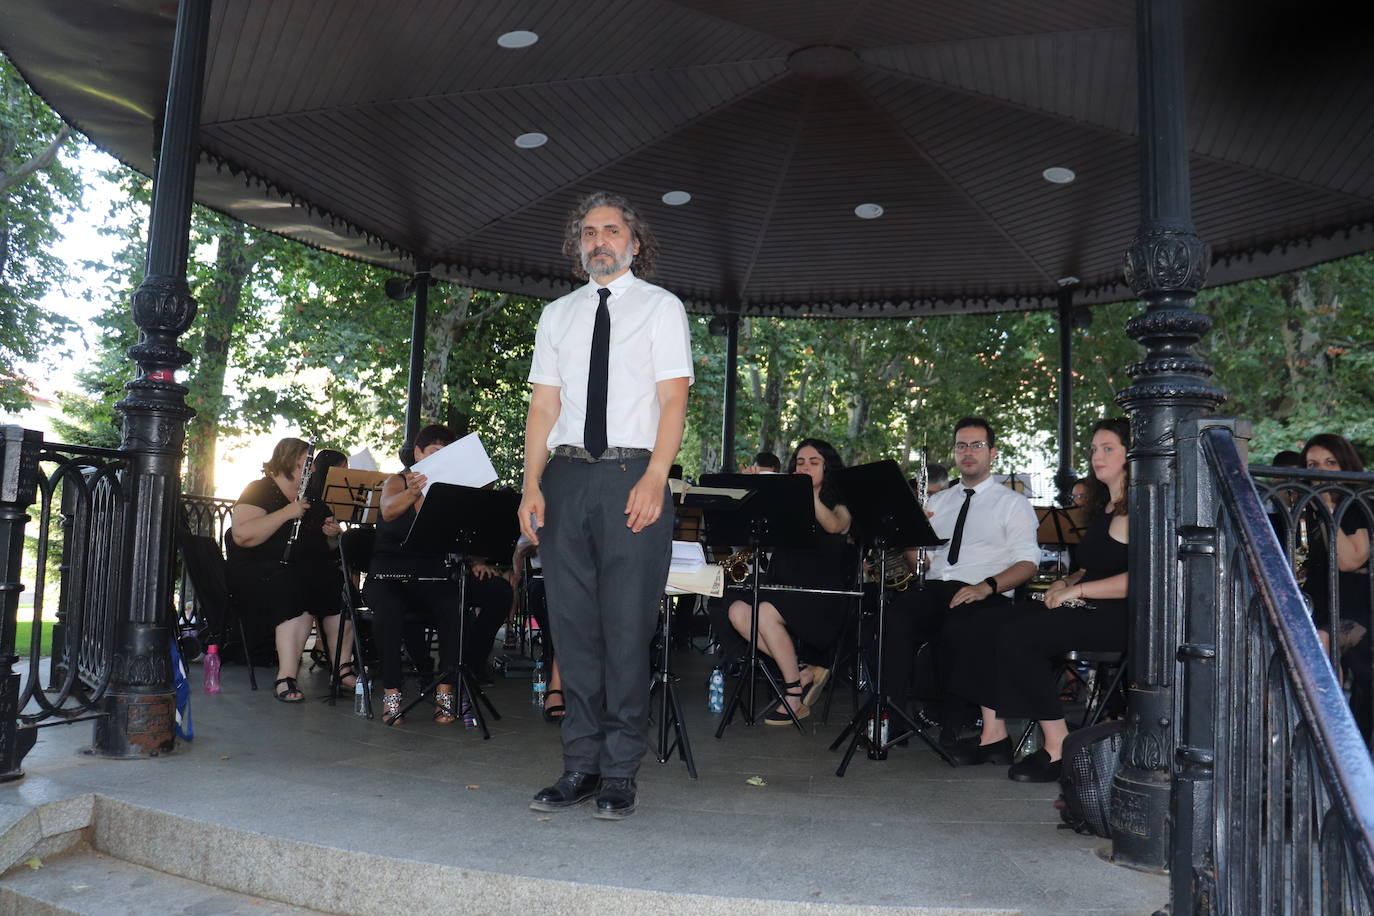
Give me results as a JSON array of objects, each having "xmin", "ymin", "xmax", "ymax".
[{"xmin": 3, "ymin": 0, "xmax": 1371, "ymax": 315}]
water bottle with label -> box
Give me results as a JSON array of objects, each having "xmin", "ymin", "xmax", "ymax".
[
  {"xmin": 202, "ymin": 644, "xmax": 221, "ymax": 694},
  {"xmin": 353, "ymin": 670, "xmax": 370, "ymax": 717},
  {"xmin": 461, "ymin": 691, "xmax": 478, "ymax": 727},
  {"xmin": 532, "ymin": 661, "xmax": 547, "ymax": 708},
  {"xmin": 866, "ymin": 710, "xmax": 890, "ymax": 760},
  {"xmin": 708, "ymin": 666, "xmax": 724, "ymax": 713}
]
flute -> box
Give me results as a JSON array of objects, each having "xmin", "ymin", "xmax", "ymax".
[{"xmin": 280, "ymin": 444, "xmax": 315, "ymax": 564}]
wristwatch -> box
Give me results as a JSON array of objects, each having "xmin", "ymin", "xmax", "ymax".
[{"xmin": 984, "ymin": 576, "xmax": 999, "ymax": 593}]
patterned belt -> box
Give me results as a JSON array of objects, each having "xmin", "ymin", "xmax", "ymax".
[{"xmin": 553, "ymin": 445, "xmax": 653, "ymax": 462}]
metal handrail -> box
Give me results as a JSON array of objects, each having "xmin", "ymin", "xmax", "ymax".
[{"xmin": 1202, "ymin": 427, "xmax": 1374, "ymax": 910}]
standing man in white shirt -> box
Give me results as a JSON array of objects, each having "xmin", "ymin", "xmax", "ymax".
[
  {"xmin": 519, "ymin": 192, "xmax": 694, "ymax": 819},
  {"xmin": 881, "ymin": 417, "xmax": 1040, "ymax": 760}
]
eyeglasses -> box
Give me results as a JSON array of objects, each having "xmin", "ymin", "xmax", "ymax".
[{"xmin": 953, "ymin": 442, "xmax": 989, "ymax": 452}]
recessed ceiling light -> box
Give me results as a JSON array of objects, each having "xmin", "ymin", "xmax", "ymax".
[
  {"xmin": 661, "ymin": 191, "xmax": 692, "ymax": 206},
  {"xmin": 1057, "ymin": 276, "xmax": 1080, "ymax": 287},
  {"xmin": 497, "ymin": 30, "xmax": 539, "ymax": 49},
  {"xmin": 1042, "ymin": 167, "xmax": 1076, "ymax": 184},
  {"xmin": 854, "ymin": 203, "xmax": 884, "ymax": 219},
  {"xmin": 514, "ymin": 132, "xmax": 548, "ymax": 149}
]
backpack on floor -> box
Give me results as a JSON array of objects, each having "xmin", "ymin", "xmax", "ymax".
[{"xmin": 1057, "ymin": 719, "xmax": 1125, "ymax": 838}]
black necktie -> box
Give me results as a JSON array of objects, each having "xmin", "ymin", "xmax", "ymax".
[
  {"xmin": 583, "ymin": 287, "xmax": 611, "ymax": 457},
  {"xmin": 946, "ymin": 488, "xmax": 976, "ymax": 565}
]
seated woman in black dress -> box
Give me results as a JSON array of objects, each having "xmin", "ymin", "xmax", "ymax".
[
  {"xmin": 365, "ymin": 424, "xmax": 512, "ymax": 725},
  {"xmin": 227, "ymin": 438, "xmax": 355, "ymax": 702},
  {"xmin": 726, "ymin": 438, "xmax": 853, "ymax": 724},
  {"xmin": 1300, "ymin": 433, "xmax": 1371, "ymax": 738},
  {"xmin": 945, "ymin": 418, "xmax": 1130, "ymax": 781}
]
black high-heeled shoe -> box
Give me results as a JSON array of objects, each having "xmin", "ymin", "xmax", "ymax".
[{"xmin": 763, "ymin": 679, "xmax": 809, "ymax": 725}]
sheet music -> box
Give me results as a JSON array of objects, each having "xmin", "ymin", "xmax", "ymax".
[
  {"xmin": 349, "ymin": 447, "xmax": 378, "ymax": 471},
  {"xmin": 670, "ymin": 540, "xmax": 707, "ymax": 573},
  {"xmin": 409, "ymin": 433, "xmax": 498, "ymax": 494}
]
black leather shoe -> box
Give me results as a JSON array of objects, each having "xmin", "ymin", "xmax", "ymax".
[
  {"xmin": 529, "ymin": 771, "xmax": 601, "ymax": 811},
  {"xmin": 1008, "ymin": 749, "xmax": 1062, "ymax": 782},
  {"xmin": 593, "ymin": 777, "xmax": 637, "ymax": 820},
  {"xmin": 944, "ymin": 736, "xmax": 1014, "ymax": 767}
]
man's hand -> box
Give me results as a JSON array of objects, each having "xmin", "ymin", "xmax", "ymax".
[
  {"xmin": 519, "ymin": 486, "xmax": 545, "ymax": 545},
  {"xmin": 470, "ymin": 562, "xmax": 498, "ymax": 580},
  {"xmin": 948, "ymin": 581, "xmax": 994, "ymax": 607},
  {"xmin": 625, "ymin": 470, "xmax": 667, "ymax": 533}
]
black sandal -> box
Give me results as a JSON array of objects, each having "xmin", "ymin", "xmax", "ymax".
[
  {"xmin": 764, "ymin": 679, "xmax": 809, "ymax": 725},
  {"xmin": 273, "ymin": 677, "xmax": 304, "ymax": 703},
  {"xmin": 543, "ymin": 688, "xmax": 566, "ymax": 723},
  {"xmin": 335, "ymin": 661, "xmax": 359, "ymax": 691}
]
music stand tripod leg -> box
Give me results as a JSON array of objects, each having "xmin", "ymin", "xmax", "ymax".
[
  {"xmin": 831, "ymin": 546, "xmax": 955, "ymax": 776},
  {"xmin": 390, "ymin": 558, "xmax": 503, "ymax": 737},
  {"xmin": 716, "ymin": 554, "xmax": 801, "ymax": 735},
  {"xmin": 652, "ymin": 595, "xmax": 697, "ymax": 777}
]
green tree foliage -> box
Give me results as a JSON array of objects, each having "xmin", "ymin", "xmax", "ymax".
[{"xmin": 0, "ymin": 55, "xmax": 82, "ymax": 412}]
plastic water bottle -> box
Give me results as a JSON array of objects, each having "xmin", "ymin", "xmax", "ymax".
[
  {"xmin": 866, "ymin": 710, "xmax": 890, "ymax": 760},
  {"xmin": 460, "ymin": 692, "xmax": 478, "ymax": 727},
  {"xmin": 532, "ymin": 661, "xmax": 547, "ymax": 708},
  {"xmin": 353, "ymin": 672, "xmax": 369, "ymax": 717},
  {"xmin": 708, "ymin": 666, "xmax": 724, "ymax": 713},
  {"xmin": 202, "ymin": 644, "xmax": 221, "ymax": 694}
]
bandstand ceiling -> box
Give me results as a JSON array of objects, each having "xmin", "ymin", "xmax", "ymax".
[{"xmin": 2, "ymin": 0, "xmax": 1372, "ymax": 316}]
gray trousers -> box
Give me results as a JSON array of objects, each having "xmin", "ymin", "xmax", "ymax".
[{"xmin": 538, "ymin": 455, "xmax": 672, "ymax": 778}]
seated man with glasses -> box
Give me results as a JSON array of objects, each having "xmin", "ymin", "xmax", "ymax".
[{"xmin": 879, "ymin": 416, "xmax": 1040, "ymax": 752}]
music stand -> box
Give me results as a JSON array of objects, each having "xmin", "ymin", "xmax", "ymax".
[
  {"xmin": 652, "ymin": 588, "xmax": 698, "ymax": 777},
  {"xmin": 1035, "ymin": 504, "xmax": 1086, "ymax": 579},
  {"xmin": 696, "ymin": 472, "xmax": 816, "ymax": 734},
  {"xmin": 318, "ymin": 469, "xmax": 380, "ymax": 707},
  {"xmin": 391, "ymin": 483, "xmax": 520, "ymax": 736},
  {"xmin": 828, "ymin": 460, "xmax": 948, "ymax": 775}
]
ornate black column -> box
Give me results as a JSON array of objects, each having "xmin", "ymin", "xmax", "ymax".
[
  {"xmin": 1110, "ymin": 0, "xmax": 1226, "ymax": 870},
  {"xmin": 720, "ymin": 313, "xmax": 740, "ymax": 471},
  {"xmin": 1054, "ymin": 286, "xmax": 1077, "ymax": 505},
  {"xmin": 401, "ymin": 259, "xmax": 431, "ymax": 463},
  {"xmin": 99, "ymin": 0, "xmax": 213, "ymax": 758},
  {"xmin": 0, "ymin": 428, "xmax": 42, "ymax": 778}
]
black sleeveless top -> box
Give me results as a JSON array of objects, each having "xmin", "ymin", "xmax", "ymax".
[
  {"xmin": 367, "ymin": 477, "xmax": 450, "ymax": 578},
  {"xmin": 1075, "ymin": 512, "xmax": 1128, "ymax": 587}
]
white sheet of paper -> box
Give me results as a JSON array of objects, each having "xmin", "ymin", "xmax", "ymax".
[
  {"xmin": 670, "ymin": 540, "xmax": 707, "ymax": 573},
  {"xmin": 409, "ymin": 432, "xmax": 498, "ymax": 494},
  {"xmin": 348, "ymin": 447, "xmax": 378, "ymax": 471}
]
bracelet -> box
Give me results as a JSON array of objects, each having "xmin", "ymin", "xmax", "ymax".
[{"xmin": 984, "ymin": 576, "xmax": 999, "ymax": 593}]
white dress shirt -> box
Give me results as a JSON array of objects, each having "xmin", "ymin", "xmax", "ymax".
[
  {"xmin": 926, "ymin": 474, "xmax": 1040, "ymax": 590},
  {"xmin": 528, "ymin": 271, "xmax": 695, "ymax": 450}
]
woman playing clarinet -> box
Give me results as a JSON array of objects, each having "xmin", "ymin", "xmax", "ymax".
[{"xmin": 226, "ymin": 438, "xmax": 355, "ymax": 702}]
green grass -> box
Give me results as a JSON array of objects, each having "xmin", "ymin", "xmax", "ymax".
[{"xmin": 13, "ymin": 621, "xmax": 53, "ymax": 656}]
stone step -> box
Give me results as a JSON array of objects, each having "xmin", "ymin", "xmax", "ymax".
[
  {"xmin": 1, "ymin": 795, "xmax": 1018, "ymax": 916},
  {"xmin": 0, "ymin": 841, "xmax": 322, "ymax": 916}
]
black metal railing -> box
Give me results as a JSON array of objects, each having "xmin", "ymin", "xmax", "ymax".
[
  {"xmin": 1, "ymin": 428, "xmax": 131, "ymax": 750},
  {"xmin": 1173, "ymin": 426, "xmax": 1374, "ymax": 913}
]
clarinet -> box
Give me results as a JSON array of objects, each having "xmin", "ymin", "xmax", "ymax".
[
  {"xmin": 280, "ymin": 444, "xmax": 315, "ymax": 564},
  {"xmin": 915, "ymin": 443, "xmax": 929, "ymax": 588}
]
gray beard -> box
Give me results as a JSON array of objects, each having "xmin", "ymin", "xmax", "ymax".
[{"xmin": 582, "ymin": 246, "xmax": 634, "ymax": 277}]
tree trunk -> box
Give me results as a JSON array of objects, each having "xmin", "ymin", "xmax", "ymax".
[
  {"xmin": 1277, "ymin": 270, "xmax": 1336, "ymax": 421},
  {"xmin": 759, "ymin": 340, "xmax": 782, "ymax": 456},
  {"xmin": 184, "ymin": 223, "xmax": 259, "ymax": 496}
]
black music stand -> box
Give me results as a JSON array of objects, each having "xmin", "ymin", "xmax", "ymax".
[
  {"xmin": 696, "ymin": 473, "xmax": 816, "ymax": 734},
  {"xmin": 829, "ymin": 460, "xmax": 948, "ymax": 774},
  {"xmin": 320, "ymin": 476, "xmax": 378, "ymax": 709},
  {"xmin": 390, "ymin": 483, "xmax": 519, "ymax": 737},
  {"xmin": 652, "ymin": 589, "xmax": 697, "ymax": 777}
]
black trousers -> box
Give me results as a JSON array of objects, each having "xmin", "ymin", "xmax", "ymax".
[
  {"xmin": 538, "ymin": 455, "xmax": 672, "ymax": 779},
  {"xmin": 880, "ymin": 578, "xmax": 1009, "ymax": 707},
  {"xmin": 364, "ymin": 578, "xmax": 460, "ymax": 690},
  {"xmin": 946, "ymin": 599, "xmax": 1127, "ymax": 722}
]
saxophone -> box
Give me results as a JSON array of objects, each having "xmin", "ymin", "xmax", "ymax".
[
  {"xmin": 721, "ymin": 549, "xmax": 754, "ymax": 583},
  {"xmin": 280, "ymin": 443, "xmax": 315, "ymax": 564}
]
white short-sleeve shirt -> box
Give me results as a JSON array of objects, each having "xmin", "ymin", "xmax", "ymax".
[
  {"xmin": 528, "ymin": 271, "xmax": 695, "ymax": 450},
  {"xmin": 925, "ymin": 474, "xmax": 1041, "ymax": 589}
]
